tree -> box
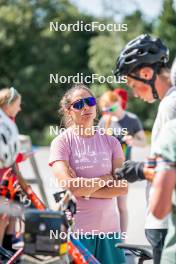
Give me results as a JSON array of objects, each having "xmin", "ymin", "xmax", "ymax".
[
  {"xmin": 155, "ymin": 0, "xmax": 176, "ymax": 64},
  {"xmin": 0, "ymin": 0, "xmax": 95, "ymax": 143}
]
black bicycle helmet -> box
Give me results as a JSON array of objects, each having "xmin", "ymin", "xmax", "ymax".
[
  {"xmin": 114, "ymin": 34, "xmax": 169, "ymax": 99},
  {"xmin": 114, "ymin": 34, "xmax": 169, "ymax": 77}
]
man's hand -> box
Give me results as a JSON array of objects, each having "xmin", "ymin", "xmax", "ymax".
[{"xmin": 114, "ymin": 160, "xmax": 145, "ymax": 183}]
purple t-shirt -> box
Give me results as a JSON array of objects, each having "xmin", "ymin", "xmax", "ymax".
[{"xmin": 49, "ymin": 127, "xmax": 124, "ymax": 233}]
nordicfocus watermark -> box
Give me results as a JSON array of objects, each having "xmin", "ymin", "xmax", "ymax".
[
  {"xmin": 49, "ymin": 177, "xmax": 127, "ymax": 189},
  {"xmin": 50, "ymin": 125, "xmax": 128, "ymax": 137},
  {"xmin": 50, "ymin": 21, "xmax": 128, "ymax": 32},
  {"xmin": 49, "ymin": 73, "xmax": 127, "ymax": 84},
  {"xmin": 50, "ymin": 229, "xmax": 127, "ymax": 241}
]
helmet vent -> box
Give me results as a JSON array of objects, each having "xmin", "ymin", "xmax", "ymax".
[{"xmin": 1, "ymin": 134, "xmax": 7, "ymax": 145}]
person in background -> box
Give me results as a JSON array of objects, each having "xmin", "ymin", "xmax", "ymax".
[
  {"xmin": 98, "ymin": 90, "xmax": 146, "ymax": 237},
  {"xmin": 99, "ymin": 89, "xmax": 146, "ymax": 161},
  {"xmin": 0, "ymin": 87, "xmax": 29, "ymax": 252},
  {"xmin": 0, "ymin": 100, "xmax": 20, "ymax": 263}
]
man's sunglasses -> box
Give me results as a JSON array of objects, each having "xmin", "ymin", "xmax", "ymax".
[
  {"xmin": 71, "ymin": 96, "xmax": 96, "ymax": 110},
  {"xmin": 102, "ymin": 103, "xmax": 119, "ymax": 113}
]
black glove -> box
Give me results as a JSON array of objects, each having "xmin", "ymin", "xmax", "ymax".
[{"xmin": 114, "ymin": 160, "xmax": 145, "ymax": 183}]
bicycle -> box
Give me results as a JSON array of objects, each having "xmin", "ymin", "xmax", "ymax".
[
  {"xmin": 0, "ymin": 166, "xmax": 101, "ymax": 264},
  {"xmin": 0, "ymin": 165, "xmax": 154, "ymax": 264}
]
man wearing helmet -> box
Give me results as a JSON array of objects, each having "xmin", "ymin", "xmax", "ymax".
[{"xmin": 114, "ymin": 34, "xmax": 176, "ymax": 264}]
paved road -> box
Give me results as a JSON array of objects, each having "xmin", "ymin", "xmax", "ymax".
[{"xmin": 19, "ymin": 145, "xmax": 153, "ymax": 263}]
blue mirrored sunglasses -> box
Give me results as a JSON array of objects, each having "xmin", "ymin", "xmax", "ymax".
[{"xmin": 71, "ymin": 97, "xmax": 96, "ymax": 110}]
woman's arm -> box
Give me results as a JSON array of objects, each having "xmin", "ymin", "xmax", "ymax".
[
  {"xmin": 51, "ymin": 160, "xmax": 113, "ymax": 197},
  {"xmin": 90, "ymin": 157, "xmax": 128, "ymax": 198}
]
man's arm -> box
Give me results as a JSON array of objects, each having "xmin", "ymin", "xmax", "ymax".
[{"xmin": 150, "ymin": 168, "xmax": 176, "ymax": 219}]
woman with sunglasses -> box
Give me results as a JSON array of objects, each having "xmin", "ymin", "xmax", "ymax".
[{"xmin": 49, "ymin": 84, "xmax": 128, "ymax": 264}]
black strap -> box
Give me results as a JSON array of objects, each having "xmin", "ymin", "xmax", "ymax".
[
  {"xmin": 129, "ymin": 64, "xmax": 159, "ymax": 99},
  {"xmin": 0, "ymin": 246, "xmax": 13, "ymax": 259}
]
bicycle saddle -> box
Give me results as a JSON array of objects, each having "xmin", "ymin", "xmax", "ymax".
[{"xmin": 115, "ymin": 243, "xmax": 153, "ymax": 260}]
